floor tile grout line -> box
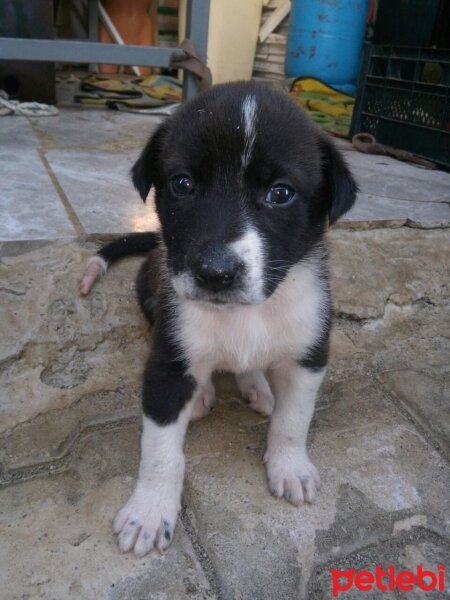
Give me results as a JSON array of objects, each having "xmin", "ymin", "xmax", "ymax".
[
  {"xmin": 0, "ymin": 417, "xmax": 140, "ymax": 487},
  {"xmin": 180, "ymin": 505, "xmax": 224, "ymax": 600},
  {"xmin": 37, "ymin": 148, "xmax": 86, "ymax": 237},
  {"xmin": 26, "ymin": 116, "xmax": 87, "ymax": 237},
  {"xmin": 373, "ymin": 372, "xmax": 449, "ymax": 463}
]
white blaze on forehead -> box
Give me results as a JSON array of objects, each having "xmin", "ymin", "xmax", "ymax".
[{"xmin": 241, "ymin": 94, "xmax": 258, "ymax": 168}]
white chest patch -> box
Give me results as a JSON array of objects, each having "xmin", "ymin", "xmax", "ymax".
[
  {"xmin": 241, "ymin": 94, "xmax": 258, "ymax": 169},
  {"xmin": 174, "ymin": 257, "xmax": 327, "ymax": 376}
]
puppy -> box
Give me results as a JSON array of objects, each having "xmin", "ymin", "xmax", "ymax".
[{"xmin": 81, "ymin": 81, "xmax": 357, "ymax": 557}]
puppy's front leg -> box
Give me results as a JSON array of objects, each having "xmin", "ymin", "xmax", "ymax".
[
  {"xmin": 265, "ymin": 360, "xmax": 325, "ymax": 505},
  {"xmin": 114, "ymin": 360, "xmax": 196, "ymax": 556}
]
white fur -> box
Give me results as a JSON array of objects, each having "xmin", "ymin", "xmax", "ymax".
[
  {"xmin": 230, "ymin": 227, "xmax": 265, "ymax": 303},
  {"xmin": 241, "ymin": 95, "xmax": 258, "ymax": 168},
  {"xmin": 174, "ymin": 253, "xmax": 327, "ymax": 377},
  {"xmin": 79, "ymin": 255, "xmax": 108, "ymax": 295},
  {"xmin": 87, "ymin": 254, "xmax": 108, "ymax": 274},
  {"xmin": 236, "ymin": 370, "xmax": 274, "ymax": 416},
  {"xmin": 171, "ymin": 271, "xmax": 197, "ymax": 299},
  {"xmin": 264, "ymin": 363, "xmax": 325, "ymax": 504},
  {"xmin": 115, "ymin": 251, "xmax": 327, "ymax": 556},
  {"xmin": 170, "ymin": 226, "xmax": 266, "ymax": 305},
  {"xmin": 190, "ymin": 377, "xmax": 216, "ymax": 421},
  {"xmin": 113, "ymin": 401, "xmax": 194, "ymax": 556}
]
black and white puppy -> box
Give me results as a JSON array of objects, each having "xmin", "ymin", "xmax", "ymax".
[{"xmin": 81, "ymin": 81, "xmax": 357, "ymax": 557}]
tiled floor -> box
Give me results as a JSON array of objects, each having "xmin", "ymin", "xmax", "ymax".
[
  {"xmin": 2, "ymin": 110, "xmax": 160, "ymax": 241},
  {"xmin": 1, "ymin": 106, "xmax": 449, "ymax": 242},
  {"xmin": 1, "ymin": 96, "xmax": 449, "ymax": 599}
]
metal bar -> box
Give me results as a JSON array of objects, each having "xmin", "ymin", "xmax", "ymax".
[
  {"xmin": 87, "ymin": 0, "xmax": 99, "ymax": 72},
  {"xmin": 98, "ymin": 0, "xmax": 141, "ymax": 76},
  {"xmin": 0, "ymin": 0, "xmax": 211, "ymax": 101},
  {"xmin": 88, "ymin": 1, "xmax": 99, "ymax": 43},
  {"xmin": 183, "ymin": 0, "xmax": 211, "ymax": 100},
  {"xmin": 0, "ymin": 37, "xmax": 175, "ymax": 67}
]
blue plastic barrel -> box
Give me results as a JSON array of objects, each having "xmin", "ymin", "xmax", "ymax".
[{"xmin": 285, "ymin": 0, "xmax": 370, "ymax": 92}]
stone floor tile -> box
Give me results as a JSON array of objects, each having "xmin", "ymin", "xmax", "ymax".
[
  {"xmin": 0, "ymin": 241, "xmax": 147, "ymax": 433},
  {"xmin": 30, "ymin": 109, "xmax": 160, "ymax": 152},
  {"xmin": 329, "ymin": 302, "xmax": 449, "ymax": 455},
  {"xmin": 45, "ymin": 149, "xmax": 159, "ymax": 233},
  {"xmin": 0, "ymin": 425, "xmax": 216, "ymax": 600},
  {"xmin": 309, "ymin": 501, "xmax": 448, "ymax": 599},
  {"xmin": 1, "ymin": 83, "xmax": 450, "ymax": 600},
  {"xmin": 326, "ymin": 228, "xmax": 449, "ymax": 458},
  {"xmin": 328, "ymin": 228, "xmax": 448, "ymax": 320},
  {"xmin": 343, "ymin": 149, "xmax": 450, "ymax": 203},
  {"xmin": 0, "ymin": 149, "xmax": 76, "ymax": 241},
  {"xmin": 183, "ymin": 376, "xmax": 449, "ymax": 600},
  {"xmin": 343, "ymin": 192, "xmax": 449, "ymax": 226},
  {"xmin": 1, "ymin": 388, "xmax": 140, "ymax": 475},
  {"xmin": 0, "ymin": 115, "xmax": 40, "ymax": 148},
  {"xmin": 338, "ymin": 145, "xmax": 450, "ymax": 225},
  {"xmin": 379, "ymin": 369, "xmax": 450, "ymax": 458}
]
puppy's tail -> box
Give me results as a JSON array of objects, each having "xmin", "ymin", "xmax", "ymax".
[{"xmin": 80, "ymin": 232, "xmax": 159, "ymax": 296}]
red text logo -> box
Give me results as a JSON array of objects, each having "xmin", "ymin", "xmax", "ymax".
[{"xmin": 330, "ymin": 565, "xmax": 446, "ymax": 597}]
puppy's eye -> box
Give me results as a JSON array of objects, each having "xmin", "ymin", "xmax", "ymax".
[
  {"xmin": 265, "ymin": 184, "xmax": 296, "ymax": 207},
  {"xmin": 171, "ymin": 175, "xmax": 194, "ymax": 195}
]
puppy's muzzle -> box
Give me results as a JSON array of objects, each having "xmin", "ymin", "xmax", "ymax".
[{"xmin": 190, "ymin": 243, "xmax": 243, "ymax": 293}]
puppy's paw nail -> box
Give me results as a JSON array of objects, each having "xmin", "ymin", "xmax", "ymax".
[
  {"xmin": 113, "ymin": 490, "xmax": 179, "ymax": 556},
  {"xmin": 265, "ymin": 450, "xmax": 320, "ymax": 505}
]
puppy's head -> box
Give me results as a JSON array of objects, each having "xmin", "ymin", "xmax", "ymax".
[{"xmin": 132, "ymin": 82, "xmax": 357, "ymax": 307}]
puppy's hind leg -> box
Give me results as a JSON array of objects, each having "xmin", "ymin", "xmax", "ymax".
[
  {"xmin": 135, "ymin": 257, "xmax": 157, "ymax": 324},
  {"xmin": 191, "ymin": 376, "xmax": 216, "ymax": 421},
  {"xmin": 236, "ymin": 371, "xmax": 274, "ymax": 416}
]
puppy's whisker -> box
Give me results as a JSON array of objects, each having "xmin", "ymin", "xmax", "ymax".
[{"xmin": 266, "ymin": 262, "xmax": 291, "ymax": 268}]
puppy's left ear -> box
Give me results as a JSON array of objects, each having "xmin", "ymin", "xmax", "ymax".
[
  {"xmin": 319, "ymin": 136, "xmax": 358, "ymax": 225},
  {"xmin": 131, "ymin": 124, "xmax": 167, "ymax": 202}
]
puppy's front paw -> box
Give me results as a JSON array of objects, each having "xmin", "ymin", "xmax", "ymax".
[
  {"xmin": 113, "ymin": 487, "xmax": 180, "ymax": 556},
  {"xmin": 264, "ymin": 448, "xmax": 320, "ymax": 505}
]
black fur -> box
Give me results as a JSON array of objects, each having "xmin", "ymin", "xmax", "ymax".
[
  {"xmin": 142, "ymin": 354, "xmax": 196, "ymax": 425},
  {"xmin": 92, "ymin": 82, "xmax": 357, "ymax": 426},
  {"xmin": 299, "ymin": 312, "xmax": 332, "ymax": 372},
  {"xmin": 318, "ymin": 136, "xmax": 359, "ymax": 225},
  {"xmin": 131, "ymin": 82, "xmax": 356, "ymax": 301},
  {"xmin": 142, "ymin": 294, "xmax": 197, "ymax": 425},
  {"xmin": 135, "ymin": 256, "xmax": 157, "ymax": 324},
  {"xmin": 97, "ymin": 232, "xmax": 159, "ymax": 266}
]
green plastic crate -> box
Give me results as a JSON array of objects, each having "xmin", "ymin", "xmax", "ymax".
[{"xmin": 350, "ymin": 45, "xmax": 450, "ymax": 170}]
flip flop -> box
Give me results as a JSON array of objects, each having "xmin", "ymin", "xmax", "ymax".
[
  {"xmin": 132, "ymin": 75, "xmax": 182, "ymax": 102},
  {"xmin": 80, "ymin": 74, "xmax": 142, "ymax": 97},
  {"xmin": 75, "ymin": 74, "xmax": 182, "ymax": 110}
]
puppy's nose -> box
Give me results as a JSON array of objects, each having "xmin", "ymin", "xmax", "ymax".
[{"xmin": 193, "ymin": 250, "xmax": 240, "ymax": 292}]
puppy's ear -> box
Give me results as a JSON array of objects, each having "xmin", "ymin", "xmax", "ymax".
[
  {"xmin": 131, "ymin": 124, "xmax": 167, "ymax": 202},
  {"xmin": 319, "ymin": 136, "xmax": 358, "ymax": 225}
]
